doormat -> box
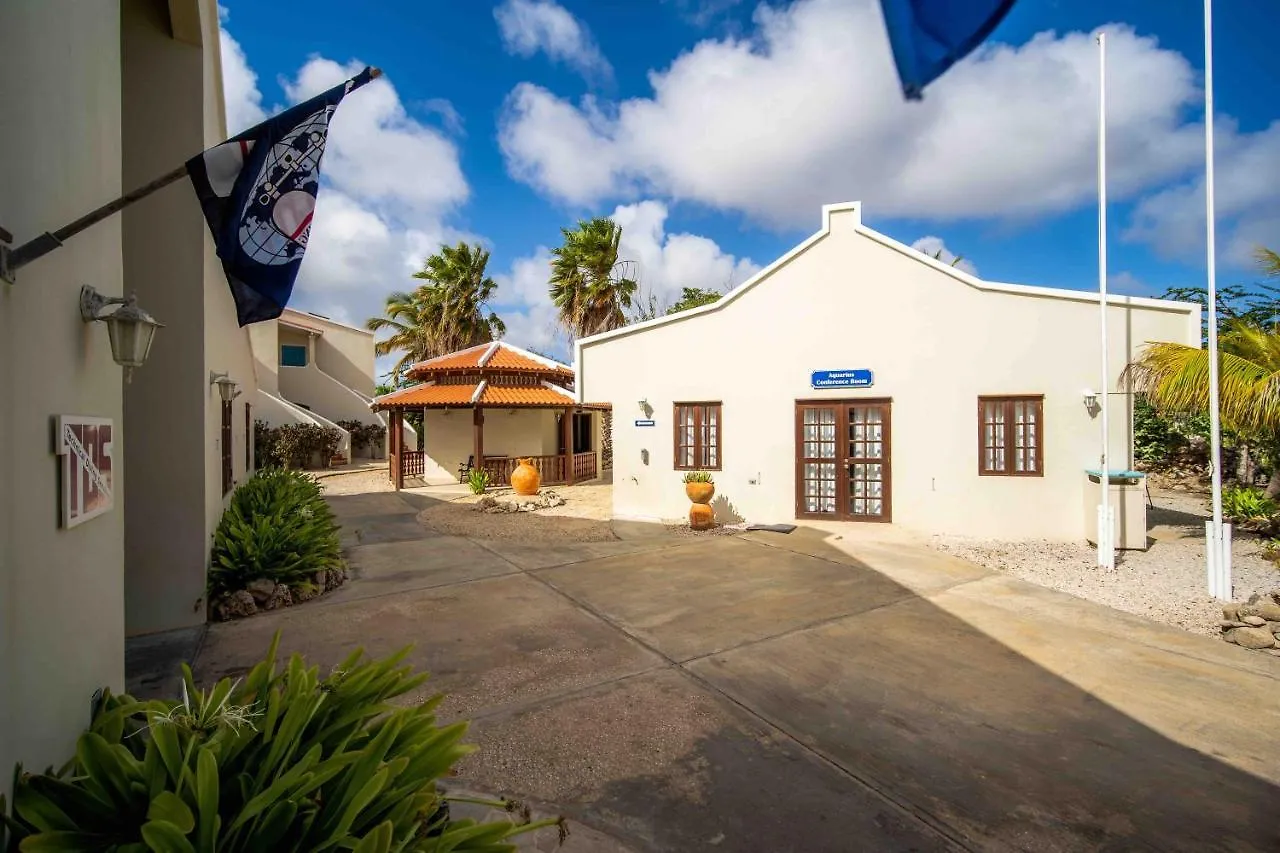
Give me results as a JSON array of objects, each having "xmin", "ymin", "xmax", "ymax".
[{"xmin": 745, "ymin": 523, "xmax": 797, "ymax": 534}]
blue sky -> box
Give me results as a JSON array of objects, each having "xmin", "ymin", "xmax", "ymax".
[{"xmin": 218, "ymin": 0, "xmax": 1279, "ymax": 367}]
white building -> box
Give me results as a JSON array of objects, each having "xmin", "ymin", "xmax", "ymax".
[
  {"xmin": 249, "ymin": 308, "xmax": 415, "ymax": 461},
  {"xmin": 575, "ymin": 202, "xmax": 1200, "ymax": 540}
]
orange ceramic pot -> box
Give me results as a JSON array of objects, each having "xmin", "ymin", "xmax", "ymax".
[
  {"xmin": 689, "ymin": 502, "xmax": 715, "ymax": 531},
  {"xmin": 685, "ymin": 482, "xmax": 715, "ymax": 505},
  {"xmin": 511, "ymin": 458, "xmax": 541, "ymax": 496}
]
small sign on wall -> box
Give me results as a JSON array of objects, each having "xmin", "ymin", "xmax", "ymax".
[
  {"xmin": 635, "ymin": 419, "xmax": 656, "ymax": 427},
  {"xmin": 811, "ymin": 369, "xmax": 874, "ymax": 389},
  {"xmin": 55, "ymin": 415, "xmax": 114, "ymax": 529}
]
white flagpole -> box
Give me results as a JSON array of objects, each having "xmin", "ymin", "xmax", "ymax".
[
  {"xmin": 1203, "ymin": 0, "xmax": 1231, "ymax": 599},
  {"xmin": 1096, "ymin": 32, "xmax": 1115, "ymax": 570}
]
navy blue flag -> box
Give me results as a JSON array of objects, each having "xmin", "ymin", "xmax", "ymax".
[
  {"xmin": 188, "ymin": 67, "xmax": 378, "ymax": 326},
  {"xmin": 879, "ymin": 0, "xmax": 1016, "ymax": 100}
]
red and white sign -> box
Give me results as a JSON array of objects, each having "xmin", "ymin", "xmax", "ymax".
[{"xmin": 55, "ymin": 415, "xmax": 114, "ymax": 529}]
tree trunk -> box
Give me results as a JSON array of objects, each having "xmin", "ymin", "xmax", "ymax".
[{"xmin": 1236, "ymin": 441, "xmax": 1253, "ymax": 485}]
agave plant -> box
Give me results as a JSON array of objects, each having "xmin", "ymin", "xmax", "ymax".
[
  {"xmin": 466, "ymin": 468, "xmax": 491, "ymax": 495},
  {"xmin": 1, "ymin": 634, "xmax": 565, "ymax": 852},
  {"xmin": 681, "ymin": 471, "xmax": 714, "ymax": 484}
]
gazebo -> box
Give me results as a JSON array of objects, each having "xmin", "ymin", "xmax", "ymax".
[{"xmin": 370, "ymin": 342, "xmax": 610, "ymax": 490}]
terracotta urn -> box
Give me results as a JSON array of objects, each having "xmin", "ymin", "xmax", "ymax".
[
  {"xmin": 685, "ymin": 481, "xmax": 715, "ymax": 530},
  {"xmin": 685, "ymin": 482, "xmax": 715, "ymax": 505},
  {"xmin": 510, "ymin": 458, "xmax": 541, "ymax": 496}
]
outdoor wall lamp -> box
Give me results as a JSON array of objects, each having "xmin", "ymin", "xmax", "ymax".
[
  {"xmin": 209, "ymin": 371, "xmax": 242, "ymax": 402},
  {"xmin": 80, "ymin": 285, "xmax": 163, "ymax": 383},
  {"xmin": 1082, "ymin": 388, "xmax": 1098, "ymax": 407}
]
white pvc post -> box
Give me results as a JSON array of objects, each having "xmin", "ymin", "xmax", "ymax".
[
  {"xmin": 1203, "ymin": 0, "xmax": 1231, "ymax": 600},
  {"xmin": 1096, "ymin": 32, "xmax": 1115, "ymax": 570}
]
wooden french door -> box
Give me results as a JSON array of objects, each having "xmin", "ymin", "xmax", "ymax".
[{"xmin": 795, "ymin": 399, "xmax": 891, "ymax": 522}]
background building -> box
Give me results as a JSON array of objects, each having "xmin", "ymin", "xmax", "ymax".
[{"xmin": 576, "ymin": 202, "xmax": 1201, "ymax": 540}]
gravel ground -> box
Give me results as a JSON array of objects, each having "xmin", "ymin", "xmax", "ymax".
[
  {"xmin": 932, "ymin": 489, "xmax": 1280, "ymax": 636},
  {"xmin": 316, "ymin": 467, "xmax": 393, "ymax": 496}
]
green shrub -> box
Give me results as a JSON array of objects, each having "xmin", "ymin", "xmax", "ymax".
[
  {"xmin": 255, "ymin": 422, "xmax": 344, "ymax": 469},
  {"xmin": 681, "ymin": 471, "xmax": 714, "ymax": 484},
  {"xmin": 209, "ymin": 469, "xmax": 341, "ymax": 597},
  {"xmin": 338, "ymin": 420, "xmax": 388, "ymax": 457},
  {"xmin": 467, "ymin": 468, "xmax": 491, "ymax": 495},
  {"xmin": 1221, "ymin": 485, "xmax": 1277, "ymax": 522},
  {"xmin": 1, "ymin": 634, "xmax": 563, "ymax": 852}
]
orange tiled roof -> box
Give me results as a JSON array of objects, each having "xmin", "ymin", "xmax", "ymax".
[
  {"xmin": 406, "ymin": 342, "xmax": 573, "ymax": 380},
  {"xmin": 372, "ymin": 380, "xmax": 608, "ymax": 410}
]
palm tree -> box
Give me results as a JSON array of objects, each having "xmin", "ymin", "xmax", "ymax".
[
  {"xmin": 366, "ymin": 242, "xmax": 506, "ymax": 381},
  {"xmin": 1126, "ymin": 246, "xmax": 1280, "ymax": 494},
  {"xmin": 550, "ymin": 217, "xmax": 638, "ymax": 339}
]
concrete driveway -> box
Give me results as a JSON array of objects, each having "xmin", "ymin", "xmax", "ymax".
[{"xmin": 187, "ymin": 489, "xmax": 1280, "ymax": 852}]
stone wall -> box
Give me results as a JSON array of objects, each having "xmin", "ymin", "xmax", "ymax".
[
  {"xmin": 601, "ymin": 410, "xmax": 613, "ymax": 471},
  {"xmin": 1220, "ymin": 592, "xmax": 1280, "ymax": 655}
]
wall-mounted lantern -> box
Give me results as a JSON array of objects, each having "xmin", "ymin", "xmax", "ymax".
[
  {"xmin": 209, "ymin": 371, "xmax": 241, "ymax": 402},
  {"xmin": 80, "ymin": 285, "xmax": 163, "ymax": 383}
]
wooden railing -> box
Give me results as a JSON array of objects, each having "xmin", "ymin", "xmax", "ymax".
[
  {"xmin": 401, "ymin": 451, "xmax": 425, "ymax": 477},
  {"xmin": 572, "ymin": 451, "xmax": 597, "ymax": 481},
  {"xmin": 484, "ymin": 454, "xmax": 566, "ymax": 486}
]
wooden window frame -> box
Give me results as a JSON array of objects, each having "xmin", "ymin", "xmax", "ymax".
[
  {"xmin": 221, "ymin": 400, "xmax": 234, "ymax": 495},
  {"xmin": 978, "ymin": 395, "xmax": 1044, "ymax": 477},
  {"xmin": 673, "ymin": 402, "xmax": 723, "ymax": 471}
]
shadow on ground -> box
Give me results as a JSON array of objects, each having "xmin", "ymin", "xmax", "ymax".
[{"xmin": 132, "ymin": 489, "xmax": 1280, "ymax": 852}]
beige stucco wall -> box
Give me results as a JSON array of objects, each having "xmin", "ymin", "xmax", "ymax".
[
  {"xmin": 282, "ymin": 310, "xmax": 379, "ymax": 397},
  {"xmin": 0, "ymin": 0, "xmax": 127, "ymax": 798},
  {"xmin": 420, "ymin": 408, "xmax": 561, "ymax": 481},
  {"xmin": 121, "ymin": 0, "xmax": 258, "ymax": 636},
  {"xmin": 579, "ymin": 204, "xmax": 1200, "ymax": 539}
]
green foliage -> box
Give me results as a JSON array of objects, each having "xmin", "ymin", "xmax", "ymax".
[
  {"xmin": 550, "ymin": 217, "xmax": 637, "ymax": 339},
  {"xmin": 337, "ymin": 420, "xmax": 388, "ymax": 455},
  {"xmin": 2, "ymin": 635, "xmax": 563, "ymax": 852},
  {"xmin": 681, "ymin": 471, "xmax": 714, "ymax": 484},
  {"xmin": 254, "ymin": 422, "xmax": 344, "ymax": 469},
  {"xmin": 667, "ymin": 287, "xmax": 723, "ymax": 315},
  {"xmin": 209, "ymin": 469, "xmax": 342, "ymax": 597},
  {"xmin": 1133, "ymin": 396, "xmax": 1174, "ymax": 462},
  {"xmin": 366, "ymin": 242, "xmax": 505, "ymax": 382},
  {"xmin": 467, "ymin": 468, "xmax": 491, "ymax": 495},
  {"xmin": 1221, "ymin": 485, "xmax": 1277, "ymax": 522}
]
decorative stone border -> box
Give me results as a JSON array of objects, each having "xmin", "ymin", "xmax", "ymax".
[
  {"xmin": 1220, "ymin": 592, "xmax": 1280, "ymax": 654},
  {"xmin": 211, "ymin": 568, "xmax": 348, "ymax": 621}
]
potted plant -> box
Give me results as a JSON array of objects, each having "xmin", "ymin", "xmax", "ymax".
[{"xmin": 683, "ymin": 471, "xmax": 715, "ymax": 530}]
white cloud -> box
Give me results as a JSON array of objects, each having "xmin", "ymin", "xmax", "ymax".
[
  {"xmin": 499, "ymin": 0, "xmax": 1210, "ymax": 226},
  {"xmin": 281, "ymin": 58, "xmax": 468, "ymax": 218},
  {"xmin": 909, "ymin": 236, "xmax": 977, "ymax": 275},
  {"xmin": 218, "ymin": 14, "xmax": 266, "ymax": 134},
  {"xmin": 662, "ymin": 0, "xmax": 746, "ymax": 27},
  {"xmin": 611, "ymin": 200, "xmax": 760, "ymax": 299},
  {"xmin": 494, "ymin": 0, "xmax": 613, "ymax": 82},
  {"xmin": 491, "ymin": 200, "xmax": 758, "ymax": 360},
  {"xmin": 1107, "ymin": 270, "xmax": 1148, "ymax": 295},
  {"xmin": 1125, "ymin": 121, "xmax": 1280, "ymax": 269}
]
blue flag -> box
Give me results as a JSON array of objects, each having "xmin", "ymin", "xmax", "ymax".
[
  {"xmin": 879, "ymin": 0, "xmax": 1016, "ymax": 100},
  {"xmin": 188, "ymin": 67, "xmax": 378, "ymax": 326}
]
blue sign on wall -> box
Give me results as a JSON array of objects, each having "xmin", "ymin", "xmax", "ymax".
[{"xmin": 811, "ymin": 369, "xmax": 874, "ymax": 389}]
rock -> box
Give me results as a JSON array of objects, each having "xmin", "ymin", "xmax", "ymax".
[
  {"xmin": 1219, "ymin": 620, "xmax": 1248, "ymax": 629},
  {"xmin": 483, "ymin": 506, "xmax": 503, "ymax": 514},
  {"xmin": 476, "ymin": 496, "xmax": 496, "ymax": 509},
  {"xmin": 324, "ymin": 568, "xmax": 346, "ymax": 591},
  {"xmin": 1252, "ymin": 599, "xmax": 1280, "ymax": 622},
  {"xmin": 246, "ymin": 578, "xmax": 276, "ymax": 604},
  {"xmin": 1242, "ymin": 615, "xmax": 1267, "ymax": 627},
  {"xmin": 263, "ymin": 584, "xmax": 292, "ymax": 611},
  {"xmin": 1226, "ymin": 627, "xmax": 1277, "ymax": 649},
  {"xmin": 1222, "ymin": 603, "xmax": 1241, "ymax": 621},
  {"xmin": 313, "ymin": 570, "xmax": 327, "ymax": 588},
  {"xmin": 214, "ymin": 590, "xmax": 257, "ymax": 621},
  {"xmin": 1173, "ymin": 484, "xmax": 1188, "ymax": 491}
]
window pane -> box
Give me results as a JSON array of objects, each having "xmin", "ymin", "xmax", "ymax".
[{"xmin": 280, "ymin": 344, "xmax": 307, "ymax": 367}]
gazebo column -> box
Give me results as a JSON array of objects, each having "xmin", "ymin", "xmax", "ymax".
[
  {"xmin": 473, "ymin": 406, "xmax": 484, "ymax": 476},
  {"xmin": 391, "ymin": 409, "xmax": 404, "ymax": 491},
  {"xmin": 562, "ymin": 406, "xmax": 574, "ymax": 485}
]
